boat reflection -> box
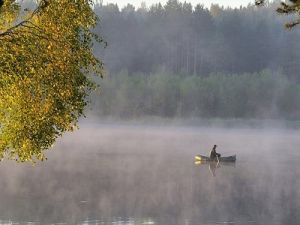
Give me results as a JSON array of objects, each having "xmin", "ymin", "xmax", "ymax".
[{"xmin": 194, "ymin": 160, "xmax": 236, "ymax": 177}]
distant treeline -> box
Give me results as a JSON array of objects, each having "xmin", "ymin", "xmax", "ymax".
[
  {"xmin": 92, "ymin": 70, "xmax": 300, "ymax": 120},
  {"xmin": 94, "ymin": 1, "xmax": 300, "ymax": 81},
  {"xmin": 20, "ymin": 0, "xmax": 300, "ymax": 120}
]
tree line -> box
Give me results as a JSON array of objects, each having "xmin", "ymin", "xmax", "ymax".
[
  {"xmin": 91, "ymin": 0, "xmax": 300, "ymax": 120},
  {"xmin": 92, "ymin": 70, "xmax": 300, "ymax": 120},
  {"xmin": 94, "ymin": 0, "xmax": 300, "ymax": 81}
]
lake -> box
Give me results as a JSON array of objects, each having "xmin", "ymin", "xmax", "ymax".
[{"xmin": 0, "ymin": 124, "xmax": 299, "ymax": 225}]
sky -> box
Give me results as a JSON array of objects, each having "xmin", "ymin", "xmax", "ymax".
[{"xmin": 100, "ymin": 0, "xmax": 254, "ymax": 9}]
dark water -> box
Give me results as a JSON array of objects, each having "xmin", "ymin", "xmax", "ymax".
[{"xmin": 0, "ymin": 125, "xmax": 299, "ymax": 225}]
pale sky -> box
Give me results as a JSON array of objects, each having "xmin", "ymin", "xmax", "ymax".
[{"xmin": 100, "ymin": 0, "xmax": 253, "ymax": 9}]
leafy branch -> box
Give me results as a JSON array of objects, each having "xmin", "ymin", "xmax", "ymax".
[
  {"xmin": 255, "ymin": 0, "xmax": 300, "ymax": 28},
  {"xmin": 0, "ymin": 0, "xmax": 49, "ymax": 38}
]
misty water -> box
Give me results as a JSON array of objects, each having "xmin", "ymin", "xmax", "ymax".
[{"xmin": 0, "ymin": 124, "xmax": 299, "ymax": 225}]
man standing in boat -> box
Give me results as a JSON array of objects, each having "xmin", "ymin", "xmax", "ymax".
[{"xmin": 210, "ymin": 145, "xmax": 221, "ymax": 161}]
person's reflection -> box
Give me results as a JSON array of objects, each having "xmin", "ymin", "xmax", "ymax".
[
  {"xmin": 209, "ymin": 161, "xmax": 220, "ymax": 177},
  {"xmin": 195, "ymin": 160, "xmax": 235, "ymax": 177}
]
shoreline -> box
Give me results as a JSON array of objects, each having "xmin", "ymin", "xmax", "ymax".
[{"xmin": 79, "ymin": 116, "xmax": 300, "ymax": 130}]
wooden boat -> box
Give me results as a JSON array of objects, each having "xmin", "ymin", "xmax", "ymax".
[
  {"xmin": 194, "ymin": 160, "xmax": 236, "ymax": 167},
  {"xmin": 194, "ymin": 154, "xmax": 236, "ymax": 162}
]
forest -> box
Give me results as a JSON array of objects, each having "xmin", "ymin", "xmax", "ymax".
[
  {"xmin": 91, "ymin": 0, "xmax": 300, "ymax": 120},
  {"xmin": 92, "ymin": 70, "xmax": 299, "ymax": 119}
]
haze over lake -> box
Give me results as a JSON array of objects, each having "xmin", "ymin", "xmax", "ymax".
[
  {"xmin": 2, "ymin": 0, "xmax": 300, "ymax": 225},
  {"xmin": 0, "ymin": 124, "xmax": 299, "ymax": 225}
]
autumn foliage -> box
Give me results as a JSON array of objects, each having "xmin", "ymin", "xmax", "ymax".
[{"xmin": 0, "ymin": 0, "xmax": 104, "ymax": 162}]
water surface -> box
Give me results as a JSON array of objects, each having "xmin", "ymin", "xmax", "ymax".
[{"xmin": 0, "ymin": 125, "xmax": 299, "ymax": 225}]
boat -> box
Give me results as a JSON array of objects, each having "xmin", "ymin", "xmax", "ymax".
[
  {"xmin": 194, "ymin": 159, "xmax": 236, "ymax": 167},
  {"xmin": 194, "ymin": 154, "xmax": 236, "ymax": 162}
]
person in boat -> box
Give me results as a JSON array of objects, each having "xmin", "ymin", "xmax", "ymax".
[{"xmin": 210, "ymin": 145, "xmax": 221, "ymax": 161}]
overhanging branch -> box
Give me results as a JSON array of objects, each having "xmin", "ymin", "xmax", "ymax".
[{"xmin": 0, "ymin": 0, "xmax": 49, "ymax": 38}]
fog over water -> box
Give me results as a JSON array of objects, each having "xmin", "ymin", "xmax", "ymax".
[{"xmin": 0, "ymin": 124, "xmax": 299, "ymax": 225}]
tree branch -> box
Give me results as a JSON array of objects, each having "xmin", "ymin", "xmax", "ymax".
[{"xmin": 0, "ymin": 0, "xmax": 49, "ymax": 38}]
